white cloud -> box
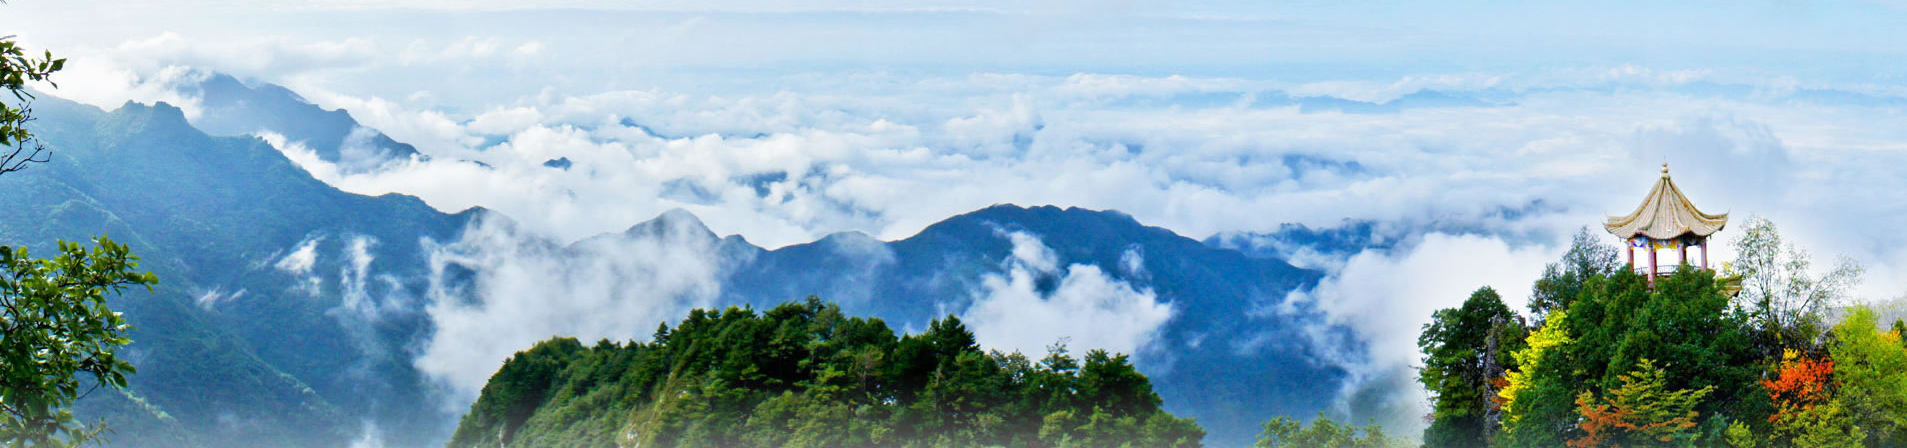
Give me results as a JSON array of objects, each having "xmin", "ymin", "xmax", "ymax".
[
  {"xmin": 4, "ymin": 2, "xmax": 1906, "ymax": 443},
  {"xmin": 346, "ymin": 421, "xmax": 385, "ymax": 448},
  {"xmin": 12, "ymin": 2, "xmax": 1907, "ymax": 424},
  {"xmin": 226, "ymin": 67, "xmax": 1907, "ymax": 314},
  {"xmin": 1004, "ymin": 230, "xmax": 1059, "ymax": 274},
  {"xmin": 1119, "ymin": 244, "xmax": 1146, "ymax": 278},
  {"xmin": 333, "ymin": 235, "xmax": 382, "ymax": 319},
  {"xmin": 195, "ymin": 287, "xmax": 248, "ymax": 311},
  {"xmin": 97, "ymin": 32, "xmax": 379, "ymax": 85},
  {"xmin": 274, "ymin": 233, "xmax": 327, "ymax": 297},
  {"xmin": 67, "ymin": 56, "xmax": 1907, "ymax": 436},
  {"xmin": 275, "ymin": 234, "xmax": 324, "ymax": 275},
  {"xmin": 962, "ymin": 230, "xmax": 1175, "ymax": 358},
  {"xmin": 1286, "ymin": 73, "xmax": 1507, "ymax": 104},
  {"xmin": 42, "ymin": 61, "xmax": 210, "ymax": 119},
  {"xmin": 414, "ymin": 211, "xmax": 729, "ymax": 406},
  {"xmin": 1282, "ymin": 233, "xmax": 1558, "ymax": 436},
  {"xmin": 465, "ymin": 106, "xmax": 544, "ymax": 135}
]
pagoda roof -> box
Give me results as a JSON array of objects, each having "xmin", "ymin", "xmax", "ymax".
[{"xmin": 1605, "ymin": 164, "xmax": 1728, "ymax": 240}]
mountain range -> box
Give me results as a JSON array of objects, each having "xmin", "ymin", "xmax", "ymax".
[{"xmin": 2, "ymin": 75, "xmax": 1377, "ymax": 448}]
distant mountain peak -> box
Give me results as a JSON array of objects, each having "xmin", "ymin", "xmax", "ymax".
[
  {"xmin": 184, "ymin": 72, "xmax": 420, "ymax": 172},
  {"xmin": 817, "ymin": 229, "xmax": 878, "ymax": 243},
  {"xmin": 970, "ymin": 203, "xmax": 1137, "ymax": 221},
  {"xmin": 930, "ymin": 204, "xmax": 1152, "ymax": 242},
  {"xmin": 619, "ymin": 208, "xmax": 717, "ymax": 242},
  {"xmin": 115, "ymin": 100, "xmax": 193, "ymax": 126}
]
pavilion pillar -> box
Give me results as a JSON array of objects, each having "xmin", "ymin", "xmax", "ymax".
[
  {"xmin": 1605, "ymin": 164, "xmax": 1727, "ymax": 283},
  {"xmin": 1626, "ymin": 240, "xmax": 1635, "ymax": 271},
  {"xmin": 1700, "ymin": 239, "xmax": 1709, "ymax": 270},
  {"xmin": 1648, "ymin": 243, "xmax": 1658, "ymax": 285}
]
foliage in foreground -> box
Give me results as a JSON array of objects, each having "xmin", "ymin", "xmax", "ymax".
[
  {"xmin": 0, "ymin": 240, "xmax": 156, "ymax": 447},
  {"xmin": 447, "ymin": 297, "xmax": 1203, "ymax": 448},
  {"xmin": 1253, "ymin": 414, "xmax": 1409, "ymax": 448},
  {"xmin": 1418, "ymin": 219, "xmax": 1907, "ymax": 448},
  {"xmin": 1418, "ymin": 287, "xmax": 1526, "ymax": 448},
  {"xmin": 2, "ymin": 29, "xmax": 159, "ymax": 447}
]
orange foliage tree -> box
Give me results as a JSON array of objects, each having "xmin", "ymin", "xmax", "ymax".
[
  {"xmin": 1753, "ymin": 349, "xmax": 1866, "ymax": 447},
  {"xmin": 1762, "ymin": 349, "xmax": 1834, "ymax": 423},
  {"xmin": 1567, "ymin": 359, "xmax": 1712, "ymax": 448}
]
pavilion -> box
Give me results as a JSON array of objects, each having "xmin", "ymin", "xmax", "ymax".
[{"xmin": 1605, "ymin": 164, "xmax": 1728, "ymax": 284}]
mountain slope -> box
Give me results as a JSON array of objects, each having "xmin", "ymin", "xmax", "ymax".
[
  {"xmin": 8, "ymin": 78, "xmax": 1364, "ymax": 448},
  {"xmin": 8, "ymin": 94, "xmax": 475, "ymax": 447},
  {"xmin": 184, "ymin": 73, "xmax": 421, "ymax": 171},
  {"xmin": 718, "ymin": 205, "xmax": 1344, "ymax": 447}
]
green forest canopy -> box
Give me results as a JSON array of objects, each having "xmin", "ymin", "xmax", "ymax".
[
  {"xmin": 447, "ymin": 297, "xmax": 1205, "ymax": 448},
  {"xmin": 1418, "ymin": 221, "xmax": 1907, "ymax": 448}
]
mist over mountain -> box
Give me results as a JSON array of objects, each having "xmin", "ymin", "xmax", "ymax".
[
  {"xmin": 8, "ymin": 93, "xmax": 473, "ymax": 447},
  {"xmin": 9, "ymin": 1, "xmax": 1907, "ymax": 446},
  {"xmin": 0, "ymin": 77, "xmax": 1400, "ymax": 448},
  {"xmin": 39, "ymin": 66, "xmax": 1889, "ymax": 448},
  {"xmin": 183, "ymin": 73, "xmax": 422, "ymax": 171},
  {"xmin": 723, "ymin": 204, "xmax": 1347, "ymax": 446}
]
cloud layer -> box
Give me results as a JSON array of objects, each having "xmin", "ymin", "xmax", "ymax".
[
  {"xmin": 415, "ymin": 212, "xmax": 729, "ymax": 404},
  {"xmin": 1283, "ymin": 233, "xmax": 1558, "ymax": 433},
  {"xmin": 108, "ymin": 62, "xmax": 1907, "ymax": 434},
  {"xmin": 11, "ymin": 4, "xmax": 1907, "ymax": 438}
]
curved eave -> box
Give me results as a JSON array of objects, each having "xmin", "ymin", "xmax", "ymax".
[{"xmin": 1604, "ymin": 172, "xmax": 1728, "ymax": 240}]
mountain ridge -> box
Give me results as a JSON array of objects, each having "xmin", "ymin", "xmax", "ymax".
[{"xmin": 9, "ymin": 78, "xmax": 1374, "ymax": 448}]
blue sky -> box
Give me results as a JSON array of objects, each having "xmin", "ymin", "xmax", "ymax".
[
  {"xmin": 8, "ymin": 0, "xmax": 1907, "ymax": 434},
  {"xmin": 12, "ymin": 0, "xmax": 1907, "ymax": 101}
]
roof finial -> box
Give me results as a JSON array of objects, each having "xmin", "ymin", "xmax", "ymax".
[{"xmin": 1661, "ymin": 162, "xmax": 1669, "ymax": 178}]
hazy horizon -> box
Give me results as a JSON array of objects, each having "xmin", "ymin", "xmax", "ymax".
[{"xmin": 5, "ymin": 1, "xmax": 1906, "ymax": 444}]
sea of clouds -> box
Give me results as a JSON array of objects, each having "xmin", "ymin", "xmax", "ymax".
[
  {"xmin": 249, "ymin": 66, "xmax": 1907, "ymax": 436},
  {"xmin": 10, "ymin": 1, "xmax": 1907, "ymax": 439}
]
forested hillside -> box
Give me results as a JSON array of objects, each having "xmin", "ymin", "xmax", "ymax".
[
  {"xmin": 448, "ymin": 298, "xmax": 1204, "ymax": 448},
  {"xmin": 0, "ymin": 85, "xmax": 1351, "ymax": 446},
  {"xmin": 1414, "ymin": 224, "xmax": 1907, "ymax": 448},
  {"xmin": 2, "ymin": 95, "xmax": 474, "ymax": 447}
]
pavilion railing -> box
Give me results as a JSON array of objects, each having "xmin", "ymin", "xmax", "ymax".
[{"xmin": 1631, "ymin": 265, "xmax": 1711, "ymax": 277}]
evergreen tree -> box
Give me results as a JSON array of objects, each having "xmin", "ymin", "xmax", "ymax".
[
  {"xmin": 1529, "ymin": 227, "xmax": 1620, "ymax": 319},
  {"xmin": 1892, "ymin": 318, "xmax": 1906, "ymax": 349},
  {"xmin": 447, "ymin": 297, "xmax": 1203, "ymax": 448},
  {"xmin": 1498, "ymin": 265, "xmax": 1762, "ymax": 448},
  {"xmin": 1418, "ymin": 287, "xmax": 1525, "ymax": 448},
  {"xmin": 1254, "ymin": 414, "xmax": 1408, "ymax": 448}
]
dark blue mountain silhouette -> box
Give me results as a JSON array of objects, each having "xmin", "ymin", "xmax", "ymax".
[
  {"xmin": 185, "ymin": 73, "xmax": 422, "ymax": 171},
  {"xmin": 6, "ymin": 79, "xmax": 1368, "ymax": 448}
]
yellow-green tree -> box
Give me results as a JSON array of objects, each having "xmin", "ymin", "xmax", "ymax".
[
  {"xmin": 1495, "ymin": 309, "xmax": 1570, "ymax": 434},
  {"xmin": 1828, "ymin": 307, "xmax": 1907, "ymax": 446},
  {"xmin": 1497, "ymin": 267, "xmax": 1760, "ymax": 448}
]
